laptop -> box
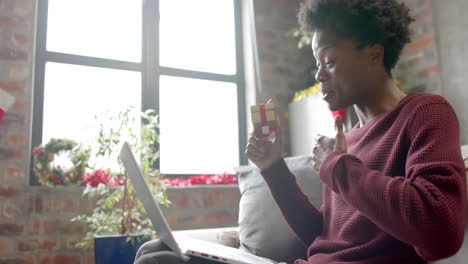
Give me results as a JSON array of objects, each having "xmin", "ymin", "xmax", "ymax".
[{"xmin": 119, "ymin": 142, "xmax": 275, "ymax": 264}]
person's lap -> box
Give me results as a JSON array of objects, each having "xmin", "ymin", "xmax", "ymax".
[
  {"xmin": 134, "ymin": 239, "xmax": 284, "ymax": 264},
  {"xmin": 134, "ymin": 239, "xmax": 229, "ymax": 264}
]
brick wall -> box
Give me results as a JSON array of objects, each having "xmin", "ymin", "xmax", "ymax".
[
  {"xmin": 396, "ymin": 0, "xmax": 442, "ymax": 94},
  {"xmin": 0, "ymin": 184, "xmax": 239, "ymax": 264}
]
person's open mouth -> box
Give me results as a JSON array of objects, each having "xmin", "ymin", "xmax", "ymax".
[{"xmin": 322, "ymin": 91, "xmax": 335, "ymax": 102}]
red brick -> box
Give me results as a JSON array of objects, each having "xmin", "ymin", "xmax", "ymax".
[
  {"xmin": 48, "ymin": 200, "xmax": 61, "ymax": 212},
  {"xmin": 0, "ymin": 239, "xmax": 13, "ymax": 256},
  {"xmin": 9, "ymin": 65, "xmax": 30, "ymax": 80},
  {"xmin": 0, "ymin": 16, "xmax": 16, "ymax": 27},
  {"xmin": 166, "ymin": 214, "xmax": 199, "ymax": 229},
  {"xmin": 203, "ymin": 191, "xmax": 225, "ymax": 208},
  {"xmin": 0, "ymin": 81, "xmax": 24, "ymax": 93},
  {"xmin": 11, "ymin": 96, "xmax": 26, "ymax": 111},
  {"xmin": 43, "ymin": 220, "xmax": 59, "ymax": 235},
  {"xmin": 63, "ymin": 200, "xmax": 75, "ymax": 212},
  {"xmin": 85, "ymin": 253, "xmax": 95, "ymax": 264},
  {"xmin": 26, "ymin": 220, "xmax": 40, "ymax": 235},
  {"xmin": 40, "ymin": 255, "xmax": 81, "ymax": 264},
  {"xmin": 7, "ymin": 133, "xmax": 26, "ymax": 145},
  {"xmin": 61, "ymin": 223, "xmax": 85, "ymax": 235},
  {"xmin": 406, "ymin": 35, "xmax": 435, "ymax": 52},
  {"xmin": 192, "ymin": 193, "xmax": 204, "ymax": 208},
  {"xmin": 178, "ymin": 194, "xmax": 189, "ymax": 208},
  {"xmin": 17, "ymin": 239, "xmax": 39, "ymax": 252},
  {"xmin": 35, "ymin": 197, "xmax": 43, "ymax": 213},
  {"xmin": 0, "ymin": 223, "xmax": 24, "ymax": 235},
  {"xmin": 203, "ymin": 212, "xmax": 231, "ymax": 226},
  {"xmin": 44, "ymin": 220, "xmax": 85, "ymax": 235},
  {"xmin": 40, "ymin": 240, "xmax": 59, "ymax": 251},
  {"xmin": 227, "ymin": 189, "xmax": 240, "ymax": 209},
  {"xmin": 4, "ymin": 167, "xmax": 26, "ymax": 180},
  {"xmin": 13, "ymin": 33, "xmax": 29, "ymax": 45},
  {"xmin": 0, "ymin": 185, "xmax": 19, "ymax": 198},
  {"xmin": 13, "ymin": 0, "xmax": 33, "ymax": 16}
]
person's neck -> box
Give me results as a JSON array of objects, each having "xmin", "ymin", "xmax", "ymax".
[{"xmin": 354, "ymin": 78, "xmax": 407, "ymax": 127}]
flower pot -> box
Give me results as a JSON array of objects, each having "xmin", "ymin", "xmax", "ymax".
[{"xmin": 94, "ymin": 234, "xmax": 150, "ymax": 264}]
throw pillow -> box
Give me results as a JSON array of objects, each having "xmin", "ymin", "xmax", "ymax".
[{"xmin": 236, "ymin": 155, "xmax": 322, "ymax": 263}]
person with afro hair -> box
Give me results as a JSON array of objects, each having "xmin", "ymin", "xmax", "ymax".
[{"xmin": 246, "ymin": 0, "xmax": 466, "ymax": 263}]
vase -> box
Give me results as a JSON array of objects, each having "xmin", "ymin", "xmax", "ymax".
[{"xmin": 94, "ymin": 234, "xmax": 150, "ymax": 264}]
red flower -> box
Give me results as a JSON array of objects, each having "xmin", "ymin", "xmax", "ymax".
[
  {"xmin": 205, "ymin": 172, "xmax": 237, "ymax": 185},
  {"xmin": 160, "ymin": 173, "xmax": 237, "ymax": 187},
  {"xmin": 160, "ymin": 177, "xmax": 191, "ymax": 187},
  {"xmin": 32, "ymin": 146, "xmax": 43, "ymax": 155},
  {"xmin": 49, "ymin": 173, "xmax": 62, "ymax": 185},
  {"xmin": 189, "ymin": 174, "xmax": 209, "ymax": 185},
  {"xmin": 83, "ymin": 169, "xmax": 112, "ymax": 187},
  {"xmin": 109, "ymin": 176, "xmax": 124, "ymax": 186}
]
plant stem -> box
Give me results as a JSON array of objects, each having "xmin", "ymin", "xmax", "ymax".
[{"xmin": 121, "ymin": 176, "xmax": 128, "ymax": 234}]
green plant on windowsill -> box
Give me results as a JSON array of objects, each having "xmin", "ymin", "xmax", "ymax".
[{"xmin": 71, "ymin": 107, "xmax": 169, "ymax": 249}]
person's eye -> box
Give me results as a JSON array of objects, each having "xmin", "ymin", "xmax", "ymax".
[{"xmin": 325, "ymin": 61, "xmax": 335, "ymax": 68}]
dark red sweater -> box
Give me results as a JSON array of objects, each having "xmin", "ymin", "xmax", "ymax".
[{"xmin": 262, "ymin": 93, "xmax": 466, "ymax": 264}]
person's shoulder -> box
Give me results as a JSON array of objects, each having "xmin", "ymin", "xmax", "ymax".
[
  {"xmin": 402, "ymin": 93, "xmax": 458, "ymax": 129},
  {"xmin": 401, "ymin": 92, "xmax": 452, "ymax": 112}
]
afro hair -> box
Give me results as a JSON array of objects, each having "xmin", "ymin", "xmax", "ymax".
[{"xmin": 298, "ymin": 0, "xmax": 414, "ymax": 74}]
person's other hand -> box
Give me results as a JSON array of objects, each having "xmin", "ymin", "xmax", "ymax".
[
  {"xmin": 312, "ymin": 115, "xmax": 347, "ymax": 171},
  {"xmin": 245, "ymin": 120, "xmax": 283, "ymax": 170}
]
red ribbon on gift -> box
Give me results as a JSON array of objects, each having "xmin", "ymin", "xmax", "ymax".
[
  {"xmin": 254, "ymin": 104, "xmax": 276, "ymax": 138},
  {"xmin": 260, "ymin": 104, "xmax": 267, "ymax": 126}
]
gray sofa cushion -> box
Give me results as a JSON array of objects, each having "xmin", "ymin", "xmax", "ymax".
[{"xmin": 235, "ymin": 155, "xmax": 322, "ymax": 263}]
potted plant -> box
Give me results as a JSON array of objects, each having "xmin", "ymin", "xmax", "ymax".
[{"xmin": 71, "ymin": 107, "xmax": 169, "ymax": 264}]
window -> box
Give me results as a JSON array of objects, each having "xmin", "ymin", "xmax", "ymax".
[{"xmin": 32, "ymin": 0, "xmax": 247, "ymax": 183}]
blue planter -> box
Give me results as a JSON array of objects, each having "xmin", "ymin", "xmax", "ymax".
[{"xmin": 94, "ymin": 234, "xmax": 150, "ymax": 264}]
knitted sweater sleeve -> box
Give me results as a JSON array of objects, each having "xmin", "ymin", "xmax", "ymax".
[
  {"xmin": 261, "ymin": 159, "xmax": 323, "ymax": 246},
  {"xmin": 320, "ymin": 102, "xmax": 466, "ymax": 261}
]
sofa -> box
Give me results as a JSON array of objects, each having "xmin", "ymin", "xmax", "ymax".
[{"xmin": 175, "ymin": 145, "xmax": 468, "ymax": 264}]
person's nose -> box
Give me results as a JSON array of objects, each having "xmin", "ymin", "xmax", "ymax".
[{"xmin": 315, "ymin": 67, "xmax": 329, "ymax": 83}]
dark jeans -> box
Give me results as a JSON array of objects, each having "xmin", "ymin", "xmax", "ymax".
[{"xmin": 134, "ymin": 239, "xmax": 222, "ymax": 264}]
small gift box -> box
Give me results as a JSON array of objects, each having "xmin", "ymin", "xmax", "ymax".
[
  {"xmin": 250, "ymin": 103, "xmax": 276, "ymax": 138},
  {"xmin": 0, "ymin": 89, "xmax": 15, "ymax": 123}
]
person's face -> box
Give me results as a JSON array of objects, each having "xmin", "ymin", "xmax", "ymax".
[{"xmin": 312, "ymin": 30, "xmax": 382, "ymax": 110}]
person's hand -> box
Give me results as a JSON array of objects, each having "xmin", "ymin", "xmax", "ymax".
[
  {"xmin": 245, "ymin": 120, "xmax": 283, "ymax": 170},
  {"xmin": 312, "ymin": 115, "xmax": 347, "ymax": 171}
]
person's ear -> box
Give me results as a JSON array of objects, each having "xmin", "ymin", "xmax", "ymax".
[{"xmin": 367, "ymin": 44, "xmax": 384, "ymax": 65}]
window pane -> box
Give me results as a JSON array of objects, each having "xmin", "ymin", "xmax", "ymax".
[
  {"xmin": 160, "ymin": 76, "xmax": 239, "ymax": 174},
  {"xmin": 160, "ymin": 0, "xmax": 236, "ymax": 75},
  {"xmin": 42, "ymin": 62, "xmax": 141, "ymax": 169},
  {"xmin": 47, "ymin": 0, "xmax": 141, "ymax": 62}
]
